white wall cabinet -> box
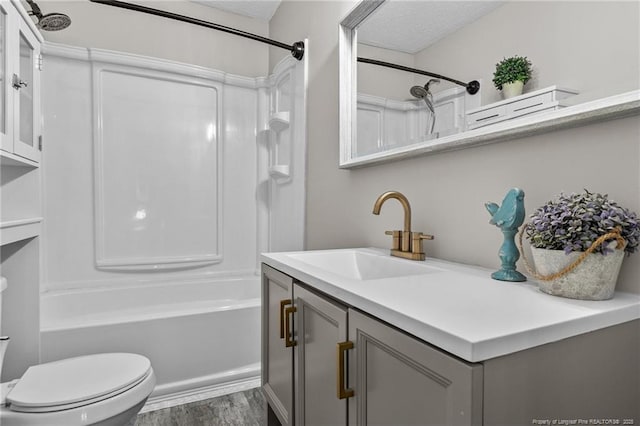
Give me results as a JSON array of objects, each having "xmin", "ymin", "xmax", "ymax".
[
  {"xmin": 261, "ymin": 264, "xmax": 482, "ymax": 426},
  {"xmin": 0, "ymin": 0, "xmax": 42, "ymax": 246},
  {"xmin": 262, "ymin": 263, "xmax": 639, "ymax": 425},
  {"xmin": 0, "ymin": 0, "xmax": 41, "ymax": 166},
  {"xmin": 0, "ymin": 0, "xmax": 42, "ymax": 381}
]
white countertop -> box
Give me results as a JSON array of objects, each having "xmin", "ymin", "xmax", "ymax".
[{"xmin": 261, "ymin": 248, "xmax": 640, "ymax": 362}]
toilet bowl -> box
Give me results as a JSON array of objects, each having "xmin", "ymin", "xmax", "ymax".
[
  {"xmin": 0, "ymin": 352, "xmax": 156, "ymax": 426},
  {"xmin": 0, "ymin": 278, "xmax": 155, "ymax": 426}
]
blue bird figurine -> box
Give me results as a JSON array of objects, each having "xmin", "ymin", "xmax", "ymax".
[{"xmin": 485, "ymin": 188, "xmax": 527, "ymax": 282}]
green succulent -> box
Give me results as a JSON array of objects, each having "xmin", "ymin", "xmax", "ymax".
[{"xmin": 492, "ymin": 56, "xmax": 533, "ymax": 90}]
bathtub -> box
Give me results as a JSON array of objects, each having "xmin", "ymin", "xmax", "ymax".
[{"xmin": 40, "ymin": 276, "xmax": 261, "ymax": 406}]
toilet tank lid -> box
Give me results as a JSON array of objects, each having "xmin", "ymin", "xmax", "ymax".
[{"xmin": 7, "ymin": 353, "xmax": 151, "ymax": 409}]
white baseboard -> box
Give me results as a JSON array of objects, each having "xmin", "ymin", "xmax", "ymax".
[
  {"xmin": 141, "ymin": 376, "xmax": 261, "ymax": 413},
  {"xmin": 140, "ymin": 364, "xmax": 261, "ymax": 413}
]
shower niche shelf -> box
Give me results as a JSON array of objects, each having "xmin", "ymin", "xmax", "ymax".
[
  {"xmin": 268, "ymin": 165, "xmax": 290, "ymax": 179},
  {"xmin": 269, "ymin": 112, "xmax": 290, "ymax": 132},
  {"xmin": 0, "ymin": 218, "xmax": 43, "ymax": 246},
  {"xmin": 268, "ymin": 111, "xmax": 292, "ymax": 180}
]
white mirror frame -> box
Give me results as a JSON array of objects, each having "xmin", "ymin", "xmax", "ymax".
[
  {"xmin": 339, "ymin": 0, "xmax": 640, "ymax": 169},
  {"xmin": 339, "ymin": 0, "xmax": 385, "ymax": 168}
]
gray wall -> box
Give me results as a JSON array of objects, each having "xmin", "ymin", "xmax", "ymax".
[
  {"xmin": 414, "ymin": 1, "xmax": 640, "ymax": 105},
  {"xmin": 270, "ymin": 0, "xmax": 640, "ymax": 294},
  {"xmin": 357, "ymin": 44, "xmax": 415, "ymax": 101}
]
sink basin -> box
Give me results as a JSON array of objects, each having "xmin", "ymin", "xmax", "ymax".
[{"xmin": 287, "ymin": 249, "xmax": 440, "ymax": 280}]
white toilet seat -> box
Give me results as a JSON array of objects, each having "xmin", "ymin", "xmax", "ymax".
[
  {"xmin": 1, "ymin": 353, "xmax": 156, "ymax": 426},
  {"xmin": 7, "ymin": 353, "xmax": 152, "ymax": 413}
]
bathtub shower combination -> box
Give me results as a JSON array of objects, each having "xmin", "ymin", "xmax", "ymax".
[
  {"xmin": 39, "ymin": 43, "xmax": 307, "ymax": 406},
  {"xmin": 40, "ymin": 277, "xmax": 260, "ymax": 403}
]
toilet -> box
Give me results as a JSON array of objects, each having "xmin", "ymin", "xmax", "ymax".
[{"xmin": 0, "ymin": 278, "xmax": 156, "ymax": 426}]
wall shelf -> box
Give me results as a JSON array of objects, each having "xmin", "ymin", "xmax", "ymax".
[
  {"xmin": 340, "ymin": 90, "xmax": 640, "ymax": 168},
  {"xmin": 0, "ymin": 218, "xmax": 42, "ymax": 246},
  {"xmin": 466, "ymin": 86, "xmax": 578, "ymax": 130},
  {"xmin": 0, "ymin": 151, "xmax": 39, "ymax": 168}
]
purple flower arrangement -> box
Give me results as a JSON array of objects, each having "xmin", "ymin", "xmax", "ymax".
[{"xmin": 526, "ymin": 190, "xmax": 639, "ymax": 256}]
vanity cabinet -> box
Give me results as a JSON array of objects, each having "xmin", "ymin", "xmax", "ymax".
[
  {"xmin": 262, "ymin": 265, "xmax": 349, "ymax": 426},
  {"xmin": 261, "ymin": 264, "xmax": 482, "ymax": 426},
  {"xmin": 347, "ymin": 309, "xmax": 482, "ymax": 425},
  {"xmin": 294, "ymin": 284, "xmax": 348, "ymax": 426},
  {"xmin": 0, "ymin": 0, "xmax": 42, "ymax": 165},
  {"xmin": 262, "ymin": 259, "xmax": 639, "ymax": 425},
  {"xmin": 262, "ymin": 265, "xmax": 294, "ymax": 426}
]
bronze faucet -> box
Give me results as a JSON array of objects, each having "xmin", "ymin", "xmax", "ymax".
[{"xmin": 372, "ymin": 191, "xmax": 434, "ymax": 261}]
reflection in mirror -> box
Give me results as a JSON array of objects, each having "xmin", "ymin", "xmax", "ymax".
[
  {"xmin": 355, "ymin": 1, "xmax": 497, "ymax": 156},
  {"xmin": 340, "ymin": 0, "xmax": 640, "ymax": 167}
]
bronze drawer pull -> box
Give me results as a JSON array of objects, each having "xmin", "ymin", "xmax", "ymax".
[{"xmin": 337, "ymin": 341, "xmax": 354, "ymax": 399}]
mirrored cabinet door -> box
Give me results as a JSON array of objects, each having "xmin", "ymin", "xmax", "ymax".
[{"xmin": 13, "ymin": 16, "xmax": 40, "ymax": 162}]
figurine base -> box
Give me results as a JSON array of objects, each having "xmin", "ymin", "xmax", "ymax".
[{"xmin": 491, "ymin": 269, "xmax": 527, "ymax": 282}]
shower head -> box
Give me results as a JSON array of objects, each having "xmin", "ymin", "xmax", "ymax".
[
  {"xmin": 38, "ymin": 13, "xmax": 72, "ymax": 31},
  {"xmin": 26, "ymin": 0, "xmax": 71, "ymax": 31},
  {"xmin": 410, "ymin": 79, "xmax": 441, "ymax": 99},
  {"xmin": 409, "ymin": 85, "xmax": 428, "ymax": 99}
]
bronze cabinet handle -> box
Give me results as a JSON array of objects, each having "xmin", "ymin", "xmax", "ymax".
[
  {"xmin": 284, "ymin": 305, "xmax": 297, "ymax": 347},
  {"xmin": 279, "ymin": 299, "xmax": 292, "ymax": 339},
  {"xmin": 337, "ymin": 341, "xmax": 354, "ymax": 399}
]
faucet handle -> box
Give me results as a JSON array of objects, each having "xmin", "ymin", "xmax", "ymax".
[
  {"xmin": 411, "ymin": 232, "xmax": 434, "ymax": 257},
  {"xmin": 384, "ymin": 230, "xmax": 402, "ymax": 251}
]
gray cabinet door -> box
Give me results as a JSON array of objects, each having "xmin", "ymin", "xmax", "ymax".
[
  {"xmin": 262, "ymin": 265, "xmax": 295, "ymax": 426},
  {"xmin": 294, "ymin": 284, "xmax": 348, "ymax": 426},
  {"xmin": 347, "ymin": 309, "xmax": 483, "ymax": 426}
]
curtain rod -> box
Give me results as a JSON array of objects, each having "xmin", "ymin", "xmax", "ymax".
[
  {"xmin": 357, "ymin": 57, "xmax": 479, "ymax": 95},
  {"xmin": 89, "ymin": 0, "xmax": 305, "ymax": 60}
]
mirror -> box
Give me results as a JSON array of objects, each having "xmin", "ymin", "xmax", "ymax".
[{"xmin": 339, "ymin": 0, "xmax": 640, "ymax": 168}]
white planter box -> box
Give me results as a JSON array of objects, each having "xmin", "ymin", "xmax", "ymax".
[{"xmin": 466, "ymin": 85, "xmax": 578, "ymax": 130}]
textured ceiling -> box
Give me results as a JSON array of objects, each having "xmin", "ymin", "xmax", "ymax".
[
  {"xmin": 358, "ymin": 1, "xmax": 504, "ymax": 54},
  {"xmin": 190, "ymin": 0, "xmax": 503, "ymax": 53},
  {"xmin": 191, "ymin": 0, "xmax": 281, "ymax": 20}
]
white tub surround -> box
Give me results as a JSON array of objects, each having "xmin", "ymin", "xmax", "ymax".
[
  {"xmin": 39, "ymin": 42, "xmax": 308, "ymax": 403},
  {"xmin": 42, "ymin": 42, "xmax": 306, "ymax": 279},
  {"xmin": 356, "ymin": 85, "xmax": 479, "ymax": 157},
  {"xmin": 261, "ymin": 248, "xmax": 640, "ymax": 362}
]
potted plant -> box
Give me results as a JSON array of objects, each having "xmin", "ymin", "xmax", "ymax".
[
  {"xmin": 520, "ymin": 190, "xmax": 639, "ymax": 300},
  {"xmin": 492, "ymin": 55, "xmax": 532, "ymax": 98}
]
